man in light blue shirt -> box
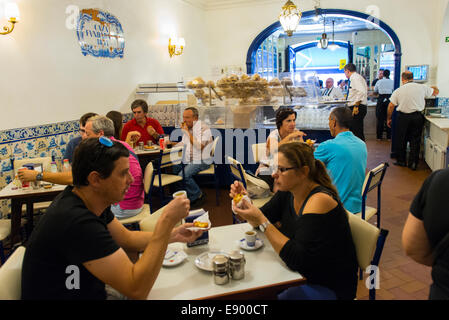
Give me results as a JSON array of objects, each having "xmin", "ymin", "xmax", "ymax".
[
  {"xmin": 314, "ymin": 107, "xmax": 367, "ymax": 213},
  {"xmin": 374, "ymin": 69, "xmax": 394, "ymax": 140}
]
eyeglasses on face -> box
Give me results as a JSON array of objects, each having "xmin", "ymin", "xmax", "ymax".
[{"xmin": 273, "ymin": 166, "xmax": 297, "ymax": 174}]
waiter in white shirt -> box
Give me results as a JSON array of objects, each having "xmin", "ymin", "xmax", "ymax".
[
  {"xmin": 322, "ymin": 78, "xmax": 344, "ymax": 100},
  {"xmin": 374, "ymin": 69, "xmax": 394, "ymax": 140},
  {"xmin": 344, "ymin": 63, "xmax": 368, "ymax": 141},
  {"xmin": 387, "ymin": 71, "xmax": 439, "ymax": 170}
]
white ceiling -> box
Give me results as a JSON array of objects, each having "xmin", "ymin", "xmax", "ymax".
[{"xmin": 181, "ymin": 0, "xmax": 280, "ymax": 11}]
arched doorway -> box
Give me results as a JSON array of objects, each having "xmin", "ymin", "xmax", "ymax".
[{"xmin": 246, "ymin": 9, "xmax": 402, "ymax": 89}]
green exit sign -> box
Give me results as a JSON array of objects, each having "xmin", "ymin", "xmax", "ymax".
[{"xmin": 446, "ymin": 37, "xmax": 449, "ymax": 43}]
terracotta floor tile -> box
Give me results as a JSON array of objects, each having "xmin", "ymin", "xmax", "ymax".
[{"xmin": 400, "ymin": 280, "xmax": 429, "ymax": 293}]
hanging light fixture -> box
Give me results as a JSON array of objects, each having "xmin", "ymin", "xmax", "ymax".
[
  {"xmin": 312, "ymin": 0, "xmax": 321, "ymax": 21},
  {"xmin": 319, "ymin": 15, "xmax": 328, "ymax": 50},
  {"xmin": 329, "ymin": 20, "xmax": 340, "ymax": 51},
  {"xmin": 279, "ymin": 0, "xmax": 302, "ymax": 37}
]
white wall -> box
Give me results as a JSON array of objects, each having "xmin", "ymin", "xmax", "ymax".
[
  {"xmin": 0, "ymin": 0, "xmax": 209, "ymax": 130},
  {"xmin": 437, "ymin": 0, "xmax": 449, "ymax": 97},
  {"xmin": 204, "ymin": 0, "xmax": 445, "ymax": 86}
]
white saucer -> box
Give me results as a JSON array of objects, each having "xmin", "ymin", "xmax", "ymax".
[
  {"xmin": 194, "ymin": 251, "xmax": 229, "ymax": 272},
  {"xmin": 163, "ymin": 250, "xmax": 187, "ymax": 267},
  {"xmin": 240, "ymin": 238, "xmax": 264, "ymax": 251}
]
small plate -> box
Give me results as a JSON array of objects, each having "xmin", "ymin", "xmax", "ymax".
[
  {"xmin": 194, "ymin": 251, "xmax": 229, "ymax": 272},
  {"xmin": 240, "ymin": 238, "xmax": 264, "ymax": 251},
  {"xmin": 163, "ymin": 250, "xmax": 187, "ymax": 267}
]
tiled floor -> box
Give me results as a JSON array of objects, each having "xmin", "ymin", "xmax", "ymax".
[{"xmin": 200, "ymin": 139, "xmax": 433, "ymax": 300}]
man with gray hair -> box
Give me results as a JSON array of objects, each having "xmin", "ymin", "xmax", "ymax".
[{"xmin": 314, "ymin": 107, "xmax": 367, "ymax": 213}]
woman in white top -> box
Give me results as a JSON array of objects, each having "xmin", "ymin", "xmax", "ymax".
[{"xmin": 256, "ymin": 108, "xmax": 306, "ymax": 191}]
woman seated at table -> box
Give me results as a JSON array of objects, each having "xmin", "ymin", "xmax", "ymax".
[
  {"xmin": 231, "ymin": 141, "xmax": 358, "ymax": 300},
  {"xmin": 106, "ymin": 111, "xmax": 141, "ymax": 148},
  {"xmin": 256, "ymin": 108, "xmax": 306, "ymax": 192}
]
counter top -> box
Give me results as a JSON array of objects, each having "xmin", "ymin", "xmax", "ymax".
[{"xmin": 426, "ymin": 116, "xmax": 449, "ymax": 131}]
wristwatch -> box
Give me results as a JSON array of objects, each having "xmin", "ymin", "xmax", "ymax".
[
  {"xmin": 36, "ymin": 173, "xmax": 43, "ymax": 181},
  {"xmin": 259, "ymin": 220, "xmax": 271, "ymax": 233}
]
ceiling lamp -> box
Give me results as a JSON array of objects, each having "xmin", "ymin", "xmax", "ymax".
[
  {"xmin": 328, "ymin": 20, "xmax": 340, "ymax": 51},
  {"xmin": 312, "ymin": 0, "xmax": 321, "ymax": 21},
  {"xmin": 279, "ymin": 0, "xmax": 302, "ymax": 37},
  {"xmin": 319, "ymin": 16, "xmax": 328, "ymax": 49}
]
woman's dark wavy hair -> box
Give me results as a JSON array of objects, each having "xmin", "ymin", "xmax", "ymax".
[
  {"xmin": 72, "ymin": 138, "xmax": 129, "ymax": 187},
  {"xmin": 275, "ymin": 107, "xmax": 297, "ymax": 130},
  {"xmin": 278, "ymin": 141, "xmax": 340, "ymax": 201}
]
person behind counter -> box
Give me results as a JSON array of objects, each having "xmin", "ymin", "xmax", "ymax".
[
  {"xmin": 120, "ymin": 100, "xmax": 164, "ymax": 146},
  {"xmin": 231, "ymin": 142, "xmax": 358, "ymax": 300},
  {"xmin": 387, "ymin": 71, "xmax": 439, "ymax": 170},
  {"xmin": 322, "ymin": 78, "xmax": 344, "ymax": 100},
  {"xmin": 21, "ymin": 137, "xmax": 203, "ymax": 300},
  {"xmin": 373, "ymin": 69, "xmax": 394, "ymax": 141},
  {"xmin": 256, "ymin": 108, "xmax": 306, "ymax": 192},
  {"xmin": 344, "ymin": 63, "xmax": 368, "ymax": 141}
]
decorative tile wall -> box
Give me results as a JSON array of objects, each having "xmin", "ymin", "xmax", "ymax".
[
  {"xmin": 0, "ymin": 111, "xmax": 166, "ymax": 218},
  {"xmin": 437, "ymin": 97, "xmax": 449, "ymax": 116}
]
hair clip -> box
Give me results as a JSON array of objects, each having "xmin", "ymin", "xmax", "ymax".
[{"xmin": 99, "ymin": 136, "xmax": 113, "ymax": 147}]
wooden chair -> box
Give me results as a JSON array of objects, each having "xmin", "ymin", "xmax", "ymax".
[
  {"xmin": 227, "ymin": 156, "xmax": 273, "ymax": 223},
  {"xmin": 138, "ymin": 204, "xmax": 182, "ymax": 232},
  {"xmin": 251, "ymin": 142, "xmax": 267, "ymax": 164},
  {"xmin": 352, "ymin": 162, "xmax": 389, "ymax": 227},
  {"xmin": 346, "ymin": 211, "xmax": 389, "ymax": 300},
  {"xmin": 0, "ymin": 246, "xmax": 25, "ymax": 299},
  {"xmin": 196, "ymin": 137, "xmax": 220, "ymax": 205}
]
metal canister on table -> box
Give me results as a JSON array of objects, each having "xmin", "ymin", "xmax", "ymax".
[
  {"xmin": 229, "ymin": 251, "xmax": 246, "ymax": 280},
  {"xmin": 138, "ymin": 141, "xmax": 144, "ymax": 150},
  {"xmin": 212, "ymin": 255, "xmax": 230, "ymax": 285}
]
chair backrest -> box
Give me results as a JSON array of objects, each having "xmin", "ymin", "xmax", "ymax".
[
  {"xmin": 251, "ymin": 143, "xmax": 267, "ymax": 164},
  {"xmin": 159, "ymin": 145, "xmax": 184, "ymax": 169},
  {"xmin": 143, "ymin": 162, "xmax": 154, "ymax": 194},
  {"xmin": 347, "ymin": 211, "xmax": 387, "ymax": 269},
  {"xmin": 361, "ymin": 162, "xmax": 389, "ymax": 198},
  {"xmin": 13, "ymin": 157, "xmax": 52, "ymax": 175},
  {"xmin": 227, "ymin": 156, "xmax": 248, "ymax": 188},
  {"xmin": 0, "ymin": 246, "xmax": 25, "ymax": 300},
  {"xmin": 227, "ymin": 156, "xmax": 270, "ymax": 191},
  {"xmin": 210, "ymin": 136, "xmax": 220, "ymax": 157}
]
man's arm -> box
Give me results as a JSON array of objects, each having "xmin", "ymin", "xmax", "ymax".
[
  {"xmin": 386, "ymin": 102, "xmax": 396, "ymax": 128},
  {"xmin": 83, "ymin": 197, "xmax": 190, "ymax": 300},
  {"xmin": 402, "ymin": 213, "xmax": 434, "ymax": 266},
  {"xmin": 18, "ymin": 170, "xmax": 73, "ymax": 185}
]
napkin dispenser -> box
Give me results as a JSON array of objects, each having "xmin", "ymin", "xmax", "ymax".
[{"xmin": 185, "ymin": 209, "xmax": 209, "ymax": 247}]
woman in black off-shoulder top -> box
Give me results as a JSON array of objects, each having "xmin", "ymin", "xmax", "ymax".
[{"xmin": 231, "ymin": 142, "xmax": 358, "ymax": 300}]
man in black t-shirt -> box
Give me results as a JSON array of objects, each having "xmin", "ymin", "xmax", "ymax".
[
  {"xmin": 21, "ymin": 137, "xmax": 203, "ymax": 300},
  {"xmin": 403, "ymin": 168, "xmax": 449, "ymax": 299}
]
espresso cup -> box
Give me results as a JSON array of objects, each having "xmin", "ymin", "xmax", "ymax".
[
  {"xmin": 245, "ymin": 230, "xmax": 257, "ymax": 247},
  {"xmin": 173, "ymin": 190, "xmax": 187, "ymax": 199}
]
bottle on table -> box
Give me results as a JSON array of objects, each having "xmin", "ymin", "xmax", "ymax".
[{"xmin": 62, "ymin": 159, "xmax": 71, "ymax": 172}]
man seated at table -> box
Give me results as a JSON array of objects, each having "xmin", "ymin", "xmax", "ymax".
[
  {"xmin": 19, "ymin": 116, "xmax": 145, "ymax": 220},
  {"xmin": 120, "ymin": 99, "xmax": 164, "ymax": 146},
  {"xmin": 314, "ymin": 107, "xmax": 367, "ymax": 214},
  {"xmin": 321, "ymin": 78, "xmax": 344, "ymax": 100},
  {"xmin": 21, "ymin": 137, "xmax": 203, "ymax": 300},
  {"xmin": 171, "ymin": 107, "xmax": 213, "ymax": 208},
  {"xmin": 64, "ymin": 112, "xmax": 98, "ymax": 163}
]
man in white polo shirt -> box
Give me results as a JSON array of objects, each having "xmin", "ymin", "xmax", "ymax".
[
  {"xmin": 344, "ymin": 63, "xmax": 368, "ymax": 141},
  {"xmin": 387, "ymin": 71, "xmax": 439, "ymax": 170},
  {"xmin": 322, "ymin": 78, "xmax": 344, "ymax": 101}
]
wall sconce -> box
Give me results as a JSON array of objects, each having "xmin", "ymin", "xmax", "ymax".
[
  {"xmin": 168, "ymin": 37, "xmax": 185, "ymax": 58},
  {"xmin": 1, "ymin": 2, "xmax": 20, "ymax": 36}
]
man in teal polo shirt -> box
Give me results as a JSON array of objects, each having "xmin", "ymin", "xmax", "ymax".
[{"xmin": 314, "ymin": 107, "xmax": 367, "ymax": 213}]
